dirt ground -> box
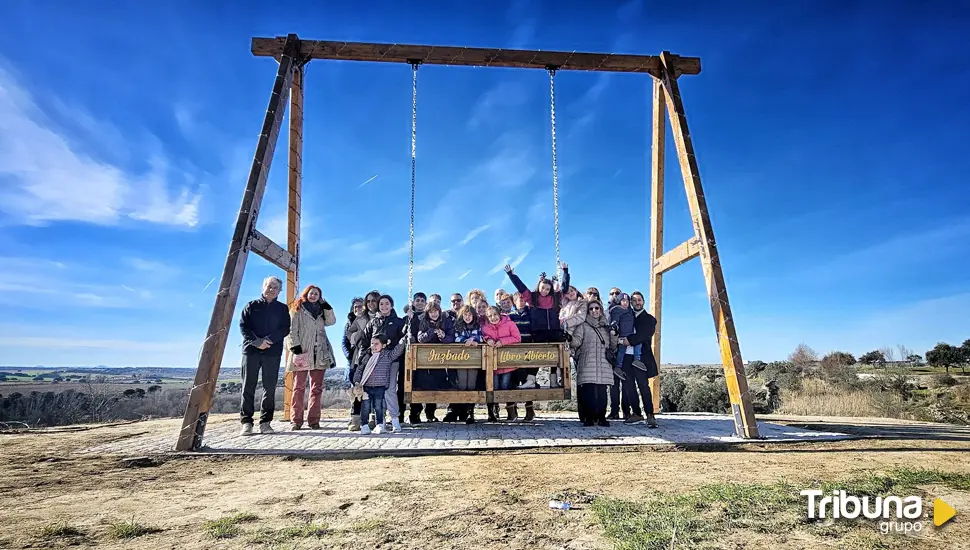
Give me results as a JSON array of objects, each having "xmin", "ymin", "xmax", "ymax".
[{"xmin": 1, "ymin": 413, "xmax": 968, "ymax": 549}]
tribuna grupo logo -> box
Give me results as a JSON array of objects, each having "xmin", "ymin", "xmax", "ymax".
[{"xmin": 801, "ymin": 490, "xmax": 956, "ymax": 535}]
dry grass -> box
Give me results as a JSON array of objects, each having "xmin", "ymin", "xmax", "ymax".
[{"xmin": 778, "ymin": 379, "xmax": 911, "ymax": 419}]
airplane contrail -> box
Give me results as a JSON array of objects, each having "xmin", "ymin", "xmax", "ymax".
[
  {"xmin": 356, "ymin": 174, "xmax": 379, "ymax": 189},
  {"xmin": 202, "ymin": 277, "xmax": 216, "ymax": 292},
  {"xmin": 120, "ymin": 285, "xmax": 135, "ymax": 293}
]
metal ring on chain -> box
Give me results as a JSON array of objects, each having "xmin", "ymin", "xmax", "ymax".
[
  {"xmin": 407, "ymin": 62, "xmax": 418, "ymax": 349},
  {"xmin": 548, "ymin": 68, "xmax": 561, "ymax": 282}
]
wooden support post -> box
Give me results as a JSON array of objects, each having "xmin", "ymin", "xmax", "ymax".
[
  {"xmin": 175, "ymin": 35, "xmax": 300, "ymax": 451},
  {"xmin": 658, "ymin": 52, "xmax": 759, "ymax": 438},
  {"xmin": 282, "ymin": 63, "xmax": 304, "ymax": 422},
  {"xmin": 648, "ymin": 77, "xmax": 665, "ymax": 414}
]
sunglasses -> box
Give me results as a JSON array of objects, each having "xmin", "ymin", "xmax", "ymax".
[
  {"xmin": 451, "ymin": 299, "xmax": 462, "ymax": 303},
  {"xmin": 609, "ymin": 291, "xmax": 620, "ymax": 295},
  {"xmin": 589, "ymin": 306, "xmax": 602, "ymax": 311}
]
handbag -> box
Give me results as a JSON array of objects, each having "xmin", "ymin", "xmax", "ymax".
[{"xmin": 588, "ymin": 321, "xmax": 617, "ymax": 366}]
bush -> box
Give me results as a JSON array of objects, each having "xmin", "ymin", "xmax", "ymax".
[
  {"xmin": 820, "ymin": 361, "xmax": 859, "ymax": 390},
  {"xmin": 821, "ymin": 351, "xmax": 856, "ymax": 368},
  {"xmin": 660, "ymin": 372, "xmax": 687, "ymax": 412},
  {"xmin": 762, "ymin": 361, "xmax": 803, "ymax": 392},
  {"xmin": 929, "ymin": 373, "xmax": 959, "ymax": 388},
  {"xmin": 679, "ymin": 378, "xmax": 731, "ymax": 414},
  {"xmin": 788, "ymin": 344, "xmax": 819, "ymax": 369}
]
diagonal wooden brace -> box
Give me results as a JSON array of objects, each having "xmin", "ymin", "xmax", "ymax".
[
  {"xmin": 653, "ymin": 237, "xmax": 701, "ymax": 274},
  {"xmin": 248, "ymin": 230, "xmax": 297, "ymax": 272}
]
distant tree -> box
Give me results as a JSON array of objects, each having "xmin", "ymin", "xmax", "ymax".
[
  {"xmin": 135, "ymin": 388, "xmax": 146, "ymax": 398},
  {"xmin": 147, "ymin": 385, "xmax": 162, "ymax": 394},
  {"xmin": 821, "ymin": 351, "xmax": 856, "ymax": 368},
  {"xmin": 123, "ymin": 389, "xmax": 137, "ymax": 398},
  {"xmin": 879, "ymin": 347, "xmax": 895, "ymax": 362},
  {"xmin": 926, "ymin": 343, "xmax": 962, "ymax": 374},
  {"xmin": 32, "ymin": 375, "xmax": 45, "ymax": 381},
  {"xmin": 788, "ymin": 344, "xmax": 819, "ymax": 368},
  {"xmin": 746, "ymin": 360, "xmax": 767, "ymax": 375},
  {"xmin": 859, "ymin": 350, "xmax": 887, "ymax": 366},
  {"xmin": 906, "ymin": 354, "xmax": 923, "ymax": 366},
  {"xmin": 897, "ymin": 345, "xmax": 913, "ymax": 363}
]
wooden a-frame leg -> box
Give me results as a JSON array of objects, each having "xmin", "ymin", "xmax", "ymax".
[
  {"xmin": 648, "ymin": 77, "xmax": 665, "ymax": 414},
  {"xmin": 282, "ymin": 64, "xmax": 304, "ymax": 422},
  {"xmin": 175, "ymin": 35, "xmax": 301, "ymax": 451},
  {"xmin": 659, "ymin": 52, "xmax": 760, "ymax": 439}
]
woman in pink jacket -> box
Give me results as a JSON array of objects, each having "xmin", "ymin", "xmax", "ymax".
[{"xmin": 482, "ymin": 305, "xmax": 522, "ymax": 422}]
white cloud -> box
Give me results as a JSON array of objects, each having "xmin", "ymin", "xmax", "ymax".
[
  {"xmin": 460, "ymin": 224, "xmax": 491, "ymax": 246},
  {"xmin": 414, "ymin": 250, "xmax": 449, "ymax": 272},
  {"xmin": 125, "ymin": 257, "xmax": 181, "ymax": 279},
  {"xmin": 458, "ymin": 269, "xmax": 472, "ymax": 280},
  {"xmin": 468, "ymin": 82, "xmax": 529, "ymax": 129},
  {"xmin": 0, "ymin": 63, "xmax": 203, "ymax": 228},
  {"xmin": 489, "ymin": 257, "xmax": 512, "ymax": 275}
]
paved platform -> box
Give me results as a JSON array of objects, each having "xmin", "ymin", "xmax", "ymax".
[{"xmin": 82, "ymin": 412, "xmax": 850, "ymax": 457}]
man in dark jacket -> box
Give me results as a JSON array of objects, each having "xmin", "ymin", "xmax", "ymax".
[
  {"xmin": 238, "ymin": 276, "xmax": 291, "ymax": 436},
  {"xmin": 619, "ymin": 291, "xmax": 659, "ymax": 427}
]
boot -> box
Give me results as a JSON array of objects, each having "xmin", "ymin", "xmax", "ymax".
[
  {"xmin": 442, "ymin": 406, "xmax": 458, "ymax": 422},
  {"xmin": 409, "ymin": 413, "xmax": 423, "ymax": 425},
  {"xmin": 647, "ymin": 413, "xmax": 658, "ymax": 428},
  {"xmin": 523, "ymin": 403, "xmax": 535, "ymax": 422},
  {"xmin": 487, "ymin": 404, "xmax": 498, "ymax": 422},
  {"xmin": 506, "ymin": 404, "xmax": 518, "ymax": 422},
  {"xmin": 550, "ymin": 369, "xmax": 561, "ymax": 388},
  {"xmin": 348, "ymin": 415, "xmax": 361, "ymax": 432},
  {"xmin": 465, "ymin": 406, "xmax": 476, "ymax": 424}
]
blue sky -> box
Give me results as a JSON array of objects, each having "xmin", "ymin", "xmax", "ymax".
[{"xmin": 1, "ymin": 1, "xmax": 968, "ymax": 369}]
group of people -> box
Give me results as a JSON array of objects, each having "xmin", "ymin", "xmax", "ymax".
[{"xmin": 235, "ymin": 263, "xmax": 659, "ymax": 437}]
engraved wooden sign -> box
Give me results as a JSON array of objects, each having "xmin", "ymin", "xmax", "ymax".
[
  {"xmin": 414, "ymin": 345, "xmax": 483, "ymax": 369},
  {"xmin": 496, "ymin": 344, "xmax": 561, "ymax": 368}
]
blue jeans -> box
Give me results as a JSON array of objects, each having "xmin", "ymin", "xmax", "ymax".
[
  {"xmin": 618, "ymin": 343, "xmax": 642, "ymax": 361},
  {"xmin": 360, "ymin": 386, "xmax": 386, "ymax": 426},
  {"xmin": 494, "ymin": 372, "xmax": 513, "ymax": 390}
]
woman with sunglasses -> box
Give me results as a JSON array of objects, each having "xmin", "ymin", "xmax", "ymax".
[
  {"xmin": 569, "ymin": 299, "xmax": 617, "ymax": 426},
  {"xmin": 346, "ymin": 290, "xmax": 381, "ymax": 431}
]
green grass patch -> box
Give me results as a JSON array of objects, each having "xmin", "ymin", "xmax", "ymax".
[
  {"xmin": 108, "ymin": 517, "xmax": 162, "ymax": 539},
  {"xmin": 592, "ymin": 468, "xmax": 970, "ymax": 550},
  {"xmin": 347, "ymin": 519, "xmax": 385, "ymax": 533},
  {"xmin": 248, "ymin": 521, "xmax": 328, "ymax": 545},
  {"xmin": 39, "ymin": 521, "xmax": 87, "ymax": 540},
  {"xmin": 203, "ymin": 512, "xmax": 259, "ymax": 539}
]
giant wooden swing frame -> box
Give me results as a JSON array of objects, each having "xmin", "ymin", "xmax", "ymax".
[{"xmin": 175, "ymin": 34, "xmax": 760, "ymax": 451}]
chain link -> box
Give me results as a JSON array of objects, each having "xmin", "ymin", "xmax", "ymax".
[
  {"xmin": 548, "ymin": 68, "xmax": 561, "ymax": 282},
  {"xmin": 407, "ymin": 62, "xmax": 418, "ymax": 350}
]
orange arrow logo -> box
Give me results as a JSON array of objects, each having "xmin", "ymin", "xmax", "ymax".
[{"xmin": 934, "ymin": 498, "xmax": 956, "ymax": 527}]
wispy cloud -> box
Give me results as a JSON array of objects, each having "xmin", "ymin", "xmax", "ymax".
[
  {"xmin": 460, "ymin": 224, "xmax": 491, "ymax": 246},
  {"xmin": 489, "ymin": 257, "xmax": 512, "ymax": 275},
  {"xmin": 356, "ymin": 174, "xmax": 379, "ymax": 189},
  {"xmin": 458, "ymin": 269, "xmax": 472, "ymax": 280},
  {"xmin": 259, "ymin": 212, "xmax": 289, "ymax": 245},
  {"xmin": 0, "ymin": 63, "xmax": 202, "ymax": 228},
  {"xmin": 414, "ymin": 250, "xmax": 449, "ymax": 272},
  {"xmin": 468, "ymin": 82, "xmax": 529, "ymax": 129}
]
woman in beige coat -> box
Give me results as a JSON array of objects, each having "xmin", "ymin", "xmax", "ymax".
[
  {"xmin": 285, "ymin": 284, "xmax": 337, "ymax": 430},
  {"xmin": 570, "ymin": 300, "xmax": 617, "ymax": 427}
]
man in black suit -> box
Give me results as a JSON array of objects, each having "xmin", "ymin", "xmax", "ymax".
[{"xmin": 618, "ymin": 291, "xmax": 659, "ymax": 427}]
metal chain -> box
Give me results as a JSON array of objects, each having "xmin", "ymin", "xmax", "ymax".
[
  {"xmin": 407, "ymin": 61, "xmax": 418, "ymax": 350},
  {"xmin": 548, "ymin": 68, "xmax": 562, "ymax": 282}
]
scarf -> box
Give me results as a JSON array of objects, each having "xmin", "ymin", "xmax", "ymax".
[
  {"xmin": 358, "ymin": 352, "xmax": 381, "ymax": 399},
  {"xmin": 303, "ymin": 301, "xmax": 322, "ymax": 319}
]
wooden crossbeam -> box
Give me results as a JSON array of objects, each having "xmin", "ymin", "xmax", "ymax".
[
  {"xmin": 251, "ymin": 37, "xmax": 701, "ymax": 75},
  {"xmin": 249, "ymin": 230, "xmax": 296, "ymax": 271},
  {"xmin": 653, "ymin": 238, "xmax": 701, "ymax": 275}
]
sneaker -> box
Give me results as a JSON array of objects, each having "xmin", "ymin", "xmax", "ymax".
[
  {"xmin": 612, "ymin": 367, "xmax": 627, "ymax": 381},
  {"xmin": 583, "ymin": 420, "xmax": 596, "ymax": 427},
  {"xmin": 465, "ymin": 413, "xmax": 475, "ymax": 425},
  {"xmin": 290, "ymin": 423, "xmax": 303, "ymax": 431},
  {"xmin": 239, "ymin": 423, "xmax": 254, "ymax": 436},
  {"xmin": 348, "ymin": 415, "xmax": 361, "ymax": 432},
  {"xmin": 391, "ymin": 418, "xmax": 402, "ymax": 432},
  {"xmin": 597, "ymin": 419, "xmax": 611, "ymax": 427},
  {"xmin": 606, "ymin": 413, "xmax": 620, "ymax": 421},
  {"xmin": 646, "ymin": 414, "xmax": 658, "ymax": 428},
  {"xmin": 624, "ymin": 414, "xmax": 645, "ymax": 424},
  {"xmin": 632, "ymin": 360, "xmax": 648, "ymax": 371},
  {"xmin": 368, "ymin": 419, "xmax": 377, "ymax": 430},
  {"xmin": 408, "ymin": 414, "xmax": 423, "ymax": 425},
  {"xmin": 259, "ymin": 422, "xmax": 275, "ymax": 434},
  {"xmin": 522, "ymin": 406, "xmax": 535, "ymax": 422},
  {"xmin": 360, "ymin": 424, "xmax": 372, "ymax": 435},
  {"xmin": 308, "ymin": 422, "xmax": 321, "ymax": 430},
  {"xmin": 373, "ymin": 424, "xmax": 385, "ymax": 435}
]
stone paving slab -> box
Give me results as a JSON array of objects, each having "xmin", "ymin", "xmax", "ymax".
[{"xmin": 81, "ymin": 412, "xmax": 850, "ymax": 457}]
